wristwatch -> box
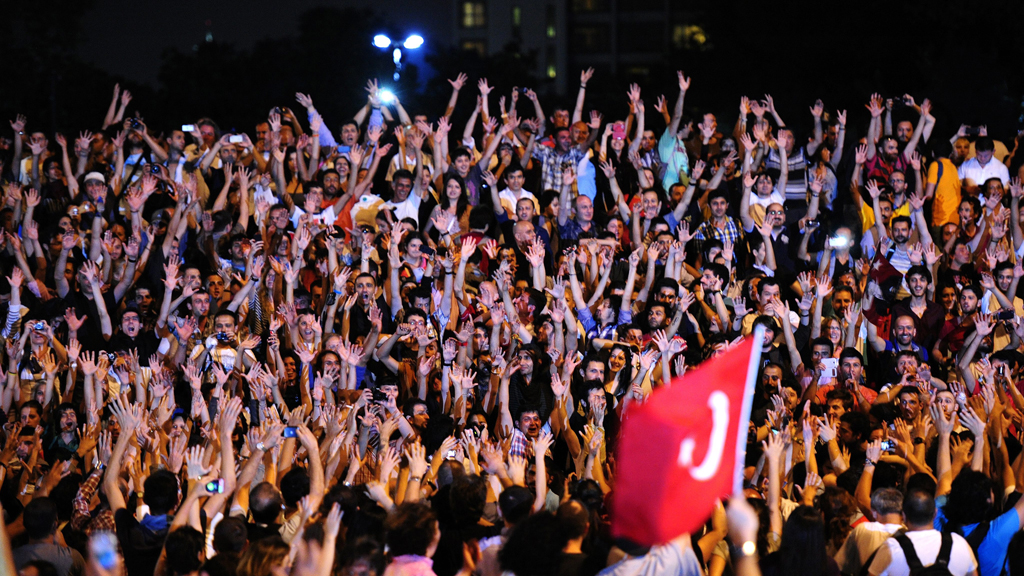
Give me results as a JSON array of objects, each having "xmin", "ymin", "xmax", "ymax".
[
  {"xmin": 865, "ymin": 458, "xmax": 878, "ymax": 467},
  {"xmin": 256, "ymin": 441, "xmax": 266, "ymax": 452},
  {"xmin": 913, "ymin": 437, "xmax": 925, "ymax": 445}
]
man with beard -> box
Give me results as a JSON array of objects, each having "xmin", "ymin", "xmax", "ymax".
[
  {"xmin": 868, "ymin": 313, "xmax": 930, "ymax": 361},
  {"xmin": 864, "ymin": 94, "xmax": 926, "ymax": 183},
  {"xmin": 348, "ymin": 272, "xmax": 396, "ymax": 340},
  {"xmin": 888, "ymin": 266, "xmax": 945, "ymax": 351}
]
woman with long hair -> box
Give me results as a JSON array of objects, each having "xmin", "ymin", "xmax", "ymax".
[
  {"xmin": 760, "ymin": 505, "xmax": 838, "ymax": 576},
  {"xmin": 425, "ymin": 174, "xmax": 471, "ymax": 242}
]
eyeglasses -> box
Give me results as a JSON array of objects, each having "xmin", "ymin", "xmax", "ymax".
[{"xmin": 768, "ymin": 210, "xmax": 784, "ymax": 215}]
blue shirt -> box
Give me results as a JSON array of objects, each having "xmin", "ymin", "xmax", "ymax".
[{"xmin": 935, "ymin": 496, "xmax": 1019, "ymax": 576}]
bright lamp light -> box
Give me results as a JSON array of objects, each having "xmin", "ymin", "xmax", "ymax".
[
  {"xmin": 403, "ymin": 34, "xmax": 424, "ymax": 50},
  {"xmin": 372, "ymin": 34, "xmax": 392, "ymax": 48}
]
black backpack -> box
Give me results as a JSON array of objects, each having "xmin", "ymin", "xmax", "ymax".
[{"xmin": 893, "ymin": 531, "xmax": 955, "ymax": 576}]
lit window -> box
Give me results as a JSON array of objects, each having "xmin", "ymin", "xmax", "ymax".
[
  {"xmin": 461, "ymin": 1, "xmax": 486, "ymax": 28},
  {"xmin": 462, "ymin": 40, "xmax": 487, "ymax": 57}
]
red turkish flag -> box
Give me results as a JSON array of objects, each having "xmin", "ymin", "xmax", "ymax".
[{"xmin": 611, "ymin": 332, "xmax": 762, "ymax": 546}]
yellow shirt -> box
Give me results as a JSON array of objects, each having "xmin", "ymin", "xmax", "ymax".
[{"xmin": 928, "ymin": 158, "xmax": 962, "ymax": 227}]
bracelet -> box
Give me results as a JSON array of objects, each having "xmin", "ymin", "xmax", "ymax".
[
  {"xmin": 443, "ymin": 363, "xmax": 452, "ymax": 367},
  {"xmin": 865, "ymin": 458, "xmax": 877, "ymax": 467},
  {"xmin": 256, "ymin": 442, "xmax": 266, "ymax": 452},
  {"xmin": 127, "ymin": 258, "xmax": 138, "ymax": 263},
  {"xmin": 409, "ymin": 475, "xmax": 423, "ymax": 483},
  {"xmin": 580, "ymin": 84, "xmax": 587, "ymax": 89}
]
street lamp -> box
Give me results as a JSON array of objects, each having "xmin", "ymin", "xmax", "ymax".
[{"xmin": 372, "ymin": 34, "xmax": 424, "ymax": 81}]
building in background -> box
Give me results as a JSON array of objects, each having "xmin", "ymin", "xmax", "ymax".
[{"xmin": 448, "ymin": 0, "xmax": 708, "ymax": 95}]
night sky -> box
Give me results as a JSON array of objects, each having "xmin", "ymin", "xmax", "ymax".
[{"xmin": 78, "ymin": 0, "xmax": 446, "ymax": 86}]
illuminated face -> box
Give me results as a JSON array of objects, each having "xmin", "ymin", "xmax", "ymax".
[
  {"xmin": 214, "ymin": 315, "xmax": 237, "ymax": 340},
  {"xmin": 575, "ymin": 196, "xmax": 594, "ymax": 222},
  {"xmin": 907, "ymin": 273, "xmax": 928, "ymax": 297},
  {"xmin": 826, "ymin": 399, "xmax": 846, "ymax": 420},
  {"xmin": 341, "ymin": 124, "xmax": 359, "ymax": 147},
  {"xmin": 953, "ymin": 138, "xmax": 971, "ymax": 161},
  {"xmin": 516, "ymin": 350, "xmax": 534, "ymax": 376},
  {"xmin": 985, "ymin": 179, "xmax": 1004, "ymax": 198},
  {"xmin": 825, "ymin": 319, "xmax": 843, "ymax": 344},
  {"xmin": 516, "ymin": 198, "xmax": 535, "ymax": 222},
  {"xmin": 609, "ymin": 349, "xmax": 626, "ymax": 373},
  {"xmin": 392, "ymin": 177, "xmax": 413, "ymax": 202},
  {"xmin": 889, "ymin": 172, "xmax": 906, "ymax": 194},
  {"xmin": 20, "ymin": 406, "xmax": 40, "ymax": 428},
  {"xmin": 941, "ymin": 287, "xmax": 957, "ymax": 311},
  {"xmin": 891, "ymin": 221, "xmax": 911, "ymax": 244},
  {"xmin": 206, "ymin": 275, "xmax": 224, "ymax": 300},
  {"xmin": 506, "ymin": 170, "xmax": 525, "ymax": 192},
  {"xmin": 453, "ymin": 155, "xmax": 471, "ymax": 176},
  {"xmin": 896, "ymin": 354, "xmax": 919, "ymax": 376},
  {"xmin": 59, "ymin": 409, "xmax": 77, "ymax": 432},
  {"xmin": 880, "ymin": 138, "xmax": 899, "ymax": 160},
  {"xmin": 283, "ymin": 357, "xmax": 297, "ymax": 381},
  {"xmin": 758, "ymin": 283, "xmax": 780, "ymax": 307},
  {"xmin": 898, "ymin": 391, "xmax": 921, "ymax": 421},
  {"xmin": 761, "ymin": 366, "xmax": 782, "ymax": 391},
  {"xmin": 893, "ymin": 317, "xmax": 916, "ymax": 346},
  {"xmin": 960, "ymin": 290, "xmax": 978, "ymax": 314},
  {"xmin": 121, "ymin": 311, "xmax": 141, "ymax": 337},
  {"xmin": 472, "ymin": 327, "xmax": 488, "ymax": 351},
  {"xmin": 219, "ymin": 144, "xmax": 238, "ymax": 165},
  {"xmin": 583, "ymin": 360, "xmax": 606, "ymax": 382},
  {"xmin": 648, "ymin": 305, "xmax": 667, "ymax": 329},
  {"xmin": 935, "ymin": 391, "xmax": 956, "ymax": 418},
  {"xmin": 896, "ymin": 121, "xmax": 913, "ymax": 143},
  {"xmin": 710, "ymin": 197, "xmax": 728, "ymax": 219},
  {"xmin": 553, "ymin": 110, "xmax": 570, "ymax": 128},
  {"xmin": 200, "ymin": 125, "xmax": 216, "ymax": 147},
  {"xmin": 406, "ymin": 237, "xmax": 423, "ymax": 260},
  {"xmin": 840, "ymin": 356, "xmax": 862, "ymax": 382},
  {"xmin": 356, "ymin": 277, "xmax": 376, "ymax": 306},
  {"xmin": 755, "ymin": 174, "xmax": 774, "ymax": 196},
  {"xmin": 517, "ymin": 410, "xmax": 542, "ymax": 438},
  {"xmin": 323, "ymin": 172, "xmax": 342, "ymax": 196},
  {"xmin": 556, "ymin": 130, "xmax": 573, "ymax": 152},
  {"xmin": 641, "ymin": 130, "xmax": 657, "ymax": 151},
  {"xmin": 976, "ymin": 150, "xmax": 994, "ymax": 166},
  {"xmin": 322, "ymin": 352, "xmax": 340, "ymax": 373},
  {"xmin": 16, "ymin": 434, "xmax": 35, "ymax": 460},
  {"xmin": 445, "ymin": 178, "xmax": 462, "ymax": 200},
  {"xmin": 641, "ymin": 191, "xmax": 661, "ymax": 219},
  {"xmin": 299, "ymin": 314, "xmax": 316, "ymax": 340}
]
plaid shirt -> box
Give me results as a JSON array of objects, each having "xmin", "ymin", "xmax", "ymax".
[
  {"xmin": 693, "ymin": 216, "xmax": 743, "ymax": 254},
  {"xmin": 531, "ymin": 146, "xmax": 586, "ymax": 194},
  {"xmin": 509, "ymin": 428, "xmax": 532, "ymax": 459},
  {"xmin": 72, "ymin": 468, "xmax": 116, "ymax": 534}
]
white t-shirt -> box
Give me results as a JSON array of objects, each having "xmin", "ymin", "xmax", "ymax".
[
  {"xmin": 957, "ymin": 157, "xmax": 1009, "ymax": 188},
  {"xmin": 868, "ymin": 530, "xmax": 977, "ymax": 576},
  {"xmin": 498, "ymin": 188, "xmax": 539, "ymax": 218},
  {"xmin": 383, "ymin": 193, "xmax": 422, "ymax": 225}
]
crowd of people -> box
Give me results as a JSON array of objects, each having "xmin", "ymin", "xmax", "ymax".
[{"xmin": 1, "ymin": 66, "xmax": 1024, "ymax": 576}]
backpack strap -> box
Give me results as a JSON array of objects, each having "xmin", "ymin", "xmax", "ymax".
[
  {"xmin": 935, "ymin": 531, "xmax": 954, "ymax": 570},
  {"xmin": 894, "ymin": 533, "xmax": 924, "ymax": 572},
  {"xmin": 857, "ymin": 529, "xmax": 905, "ymax": 576},
  {"xmin": 964, "ymin": 521, "xmax": 990, "ymax": 556}
]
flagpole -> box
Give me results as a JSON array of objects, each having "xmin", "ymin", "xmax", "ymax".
[{"xmin": 733, "ymin": 325, "xmax": 764, "ymax": 495}]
